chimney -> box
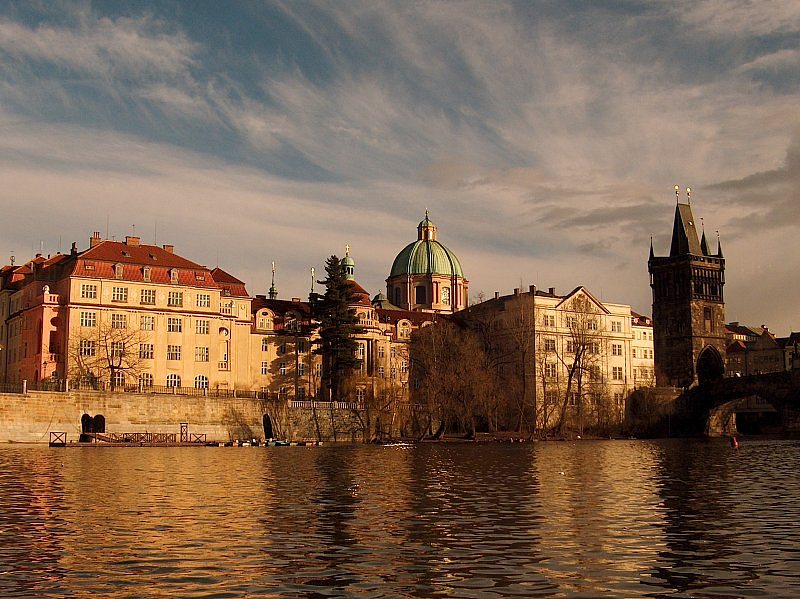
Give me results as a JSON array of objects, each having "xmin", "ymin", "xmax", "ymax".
[
  {"xmin": 90, "ymin": 232, "xmax": 102, "ymax": 248},
  {"xmin": 514, "ymin": 288, "xmax": 520, "ymax": 295},
  {"xmin": 529, "ymin": 284, "xmax": 536, "ymax": 294},
  {"xmin": 125, "ymin": 236, "xmax": 140, "ymax": 247},
  {"xmin": 494, "ymin": 291, "xmax": 499, "ymax": 299},
  {"xmin": 162, "ymin": 244, "xmax": 174, "ymax": 254},
  {"xmin": 70, "ymin": 242, "xmax": 78, "ymax": 256},
  {"xmin": 291, "ymin": 297, "xmax": 301, "ymax": 303},
  {"xmin": 548, "ymin": 287, "xmax": 556, "ymax": 295}
]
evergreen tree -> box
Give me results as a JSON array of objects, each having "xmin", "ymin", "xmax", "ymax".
[{"xmin": 314, "ymin": 255, "xmax": 363, "ymax": 401}]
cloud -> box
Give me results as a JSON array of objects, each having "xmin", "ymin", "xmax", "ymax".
[{"xmin": 0, "ymin": 14, "xmax": 196, "ymax": 77}]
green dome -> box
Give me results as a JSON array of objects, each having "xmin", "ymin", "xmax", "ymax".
[{"xmin": 390, "ymin": 239, "xmax": 464, "ymax": 278}]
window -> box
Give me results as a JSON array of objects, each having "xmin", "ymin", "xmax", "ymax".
[
  {"xmin": 297, "ymin": 387, "xmax": 306, "ymax": 401},
  {"xmin": 80, "ymin": 284, "xmax": 97, "ymax": 299},
  {"xmin": 196, "ymin": 319, "xmax": 209, "ymax": 335},
  {"xmin": 140, "ymin": 315, "xmax": 155, "ymax": 331},
  {"xmin": 167, "ymin": 345, "xmax": 181, "ymax": 360},
  {"xmin": 114, "ymin": 263, "xmax": 124, "ymax": 279},
  {"xmin": 298, "ymin": 363, "xmax": 305, "ymax": 376},
  {"xmin": 544, "ymin": 338, "xmax": 556, "ymax": 352},
  {"xmin": 111, "ymin": 313, "xmax": 127, "ymax": 329},
  {"xmin": 612, "ymin": 366, "xmax": 624, "ymax": 380},
  {"xmin": 143, "ymin": 266, "xmax": 151, "ymax": 283},
  {"xmin": 401, "ymin": 360, "xmax": 409, "ymax": 374},
  {"xmin": 111, "ymin": 371, "xmax": 125, "ymax": 388},
  {"xmin": 166, "ymin": 374, "xmax": 181, "ymax": 388},
  {"xmin": 441, "ymin": 287, "xmax": 450, "ymax": 305},
  {"xmin": 278, "ymin": 386, "xmax": 289, "ymax": 400},
  {"xmin": 587, "ymin": 319, "xmax": 598, "ymax": 331},
  {"xmin": 112, "ymin": 287, "xmax": 128, "ymax": 302},
  {"xmin": 543, "ymin": 314, "xmax": 556, "ymax": 327},
  {"xmin": 139, "ymin": 372, "xmax": 153, "ymax": 388},
  {"xmin": 566, "ymin": 316, "xmax": 577, "ymax": 329},
  {"xmin": 168, "ymin": 291, "xmax": 183, "ymax": 307},
  {"xmin": 378, "ymin": 366, "xmax": 385, "ymax": 377},
  {"xmin": 356, "ymin": 345, "xmax": 365, "ymax": 359},
  {"xmin": 279, "ymin": 362, "xmax": 287, "ymax": 376},
  {"xmin": 261, "ymin": 361, "xmax": 269, "ymax": 375},
  {"xmin": 80, "ymin": 339, "xmax": 96, "ymax": 356},
  {"xmin": 196, "ymin": 293, "xmax": 211, "ymax": 308},
  {"xmin": 378, "ymin": 346, "xmax": 385, "ymax": 359},
  {"xmin": 612, "ymin": 343, "xmax": 623, "ymax": 356},
  {"xmin": 611, "ymin": 321, "xmax": 622, "ymax": 333},
  {"xmin": 704, "ymin": 307, "xmax": 714, "ymax": 333},
  {"xmin": 140, "ymin": 289, "xmax": 156, "ymax": 305},
  {"xmin": 80, "ymin": 311, "xmax": 97, "ymax": 327},
  {"xmin": 415, "ymin": 286, "xmax": 427, "ymax": 305},
  {"xmin": 355, "ymin": 388, "xmax": 366, "ymax": 403},
  {"xmin": 139, "ymin": 344, "xmax": 154, "ymax": 360},
  {"xmin": 195, "ymin": 347, "xmax": 209, "ymax": 362},
  {"xmin": 257, "ymin": 315, "xmax": 272, "ymax": 330},
  {"xmin": 297, "ymin": 340, "xmax": 306, "ymax": 353},
  {"xmin": 194, "ymin": 375, "xmax": 209, "ymax": 389},
  {"xmin": 279, "ymin": 342, "xmax": 287, "ymax": 355},
  {"xmin": 167, "ymin": 317, "xmax": 182, "ymax": 333},
  {"xmin": 169, "ymin": 269, "xmax": 179, "ymax": 284},
  {"xmin": 545, "ymin": 363, "xmax": 557, "ymax": 378},
  {"xmin": 110, "ymin": 341, "xmax": 124, "ymax": 359},
  {"xmin": 614, "ymin": 392, "xmax": 624, "ymax": 407},
  {"xmin": 261, "ymin": 338, "xmax": 269, "ymax": 351}
]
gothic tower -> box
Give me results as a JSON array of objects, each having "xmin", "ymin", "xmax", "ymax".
[{"xmin": 649, "ymin": 187, "xmax": 726, "ymax": 388}]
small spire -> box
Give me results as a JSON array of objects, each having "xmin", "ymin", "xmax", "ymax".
[
  {"xmin": 716, "ymin": 230, "xmax": 723, "ymax": 258},
  {"xmin": 345, "ymin": 243, "xmax": 350, "ymax": 257},
  {"xmin": 268, "ymin": 260, "xmax": 277, "ymax": 300},
  {"xmin": 310, "ymin": 267, "xmax": 315, "ymax": 293},
  {"xmin": 649, "ymin": 236, "xmax": 654, "ymax": 259},
  {"xmin": 686, "ymin": 186, "xmax": 692, "ymax": 204},
  {"xmin": 700, "ymin": 219, "xmax": 710, "ymax": 255},
  {"xmin": 674, "ymin": 184, "xmax": 680, "ymax": 204},
  {"xmin": 425, "ymin": 208, "xmax": 429, "ymax": 220}
]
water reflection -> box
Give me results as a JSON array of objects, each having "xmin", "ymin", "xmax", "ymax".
[{"xmin": 0, "ymin": 440, "xmax": 798, "ymax": 597}]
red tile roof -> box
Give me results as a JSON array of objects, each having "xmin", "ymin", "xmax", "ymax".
[{"xmin": 211, "ymin": 267, "xmax": 249, "ymax": 297}]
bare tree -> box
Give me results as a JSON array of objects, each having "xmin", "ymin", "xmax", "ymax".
[
  {"xmin": 69, "ymin": 318, "xmax": 149, "ymax": 391},
  {"xmin": 552, "ymin": 294, "xmax": 607, "ymax": 436}
]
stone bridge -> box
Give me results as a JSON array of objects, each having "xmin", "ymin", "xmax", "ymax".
[{"xmin": 686, "ymin": 370, "xmax": 800, "ymax": 436}]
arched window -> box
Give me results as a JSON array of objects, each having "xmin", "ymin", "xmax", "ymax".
[
  {"xmin": 139, "ymin": 372, "xmax": 153, "ymax": 387},
  {"xmin": 114, "ymin": 263, "xmax": 124, "ymax": 279},
  {"xmin": 415, "ymin": 286, "xmax": 427, "ymax": 305},
  {"xmin": 166, "ymin": 374, "xmax": 181, "ymax": 388},
  {"xmin": 169, "ymin": 269, "xmax": 179, "ymax": 284},
  {"xmin": 194, "ymin": 375, "xmax": 209, "ymax": 389},
  {"xmin": 441, "ymin": 287, "xmax": 450, "ymax": 305},
  {"xmin": 143, "ymin": 266, "xmax": 151, "ymax": 282}
]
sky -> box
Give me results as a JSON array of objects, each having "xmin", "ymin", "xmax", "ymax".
[{"xmin": 1, "ymin": 1, "xmax": 798, "ymax": 332}]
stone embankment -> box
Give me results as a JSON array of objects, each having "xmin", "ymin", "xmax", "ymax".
[{"xmin": 0, "ymin": 391, "xmax": 366, "ymax": 444}]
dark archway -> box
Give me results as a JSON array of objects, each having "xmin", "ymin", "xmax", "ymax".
[
  {"xmin": 92, "ymin": 414, "xmax": 106, "ymax": 434},
  {"xmin": 81, "ymin": 414, "xmax": 93, "ymax": 433},
  {"xmin": 262, "ymin": 414, "xmax": 274, "ymax": 439},
  {"xmin": 697, "ymin": 346, "xmax": 725, "ymax": 384}
]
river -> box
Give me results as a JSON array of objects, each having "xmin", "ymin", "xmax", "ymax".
[{"xmin": 1, "ymin": 439, "xmax": 798, "ymax": 597}]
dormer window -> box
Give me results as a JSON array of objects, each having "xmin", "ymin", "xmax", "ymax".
[
  {"xmin": 195, "ymin": 272, "xmax": 205, "ymax": 281},
  {"xmin": 114, "ymin": 263, "xmax": 124, "ymax": 279},
  {"xmin": 169, "ymin": 269, "xmax": 179, "ymax": 284},
  {"xmin": 143, "ymin": 266, "xmax": 152, "ymax": 283}
]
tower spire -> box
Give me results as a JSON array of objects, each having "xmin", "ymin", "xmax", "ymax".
[
  {"xmin": 268, "ymin": 260, "xmax": 277, "ymax": 299},
  {"xmin": 674, "ymin": 184, "xmax": 680, "ymax": 204},
  {"xmin": 649, "ymin": 236, "xmax": 654, "ymax": 259}
]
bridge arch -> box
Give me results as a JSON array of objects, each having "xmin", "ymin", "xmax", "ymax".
[{"xmin": 697, "ymin": 345, "xmax": 725, "ymax": 384}]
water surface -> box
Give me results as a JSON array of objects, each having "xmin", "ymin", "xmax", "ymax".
[{"xmin": 1, "ymin": 439, "xmax": 798, "ymax": 597}]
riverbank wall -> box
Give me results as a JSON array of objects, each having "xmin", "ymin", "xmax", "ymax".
[{"xmin": 0, "ymin": 391, "xmax": 369, "ymax": 444}]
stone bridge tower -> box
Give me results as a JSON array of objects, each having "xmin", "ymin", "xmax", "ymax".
[{"xmin": 649, "ymin": 187, "xmax": 726, "ymax": 388}]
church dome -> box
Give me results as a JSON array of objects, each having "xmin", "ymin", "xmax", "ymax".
[{"xmin": 389, "ymin": 215, "xmax": 464, "ymax": 278}]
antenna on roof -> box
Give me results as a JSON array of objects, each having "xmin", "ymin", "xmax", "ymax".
[
  {"xmin": 269, "ymin": 261, "xmax": 278, "ymax": 300},
  {"xmin": 132, "ymin": 224, "xmax": 136, "ymax": 236},
  {"xmin": 310, "ymin": 267, "xmax": 315, "ymax": 294}
]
